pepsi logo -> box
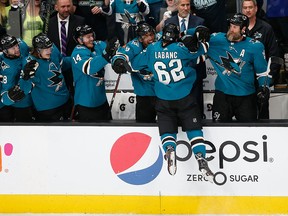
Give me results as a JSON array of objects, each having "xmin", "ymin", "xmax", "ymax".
[{"xmin": 110, "ymin": 132, "xmax": 163, "ymax": 185}]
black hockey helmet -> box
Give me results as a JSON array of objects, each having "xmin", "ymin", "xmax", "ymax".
[
  {"xmin": 0, "ymin": 34, "xmax": 18, "ymax": 51},
  {"xmin": 228, "ymin": 13, "xmax": 249, "ymax": 29},
  {"xmin": 162, "ymin": 23, "xmax": 180, "ymax": 44},
  {"xmin": 32, "ymin": 33, "xmax": 53, "ymax": 49},
  {"xmin": 136, "ymin": 22, "xmax": 155, "ymax": 38},
  {"xmin": 73, "ymin": 24, "xmax": 95, "ymax": 42}
]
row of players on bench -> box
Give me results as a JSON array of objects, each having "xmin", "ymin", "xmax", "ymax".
[{"xmin": 0, "ymin": 13, "xmax": 271, "ymax": 123}]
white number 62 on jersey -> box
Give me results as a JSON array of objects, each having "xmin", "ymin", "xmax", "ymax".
[{"xmin": 154, "ymin": 59, "xmax": 185, "ymax": 85}]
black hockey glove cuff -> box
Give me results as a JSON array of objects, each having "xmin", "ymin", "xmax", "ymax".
[
  {"xmin": 257, "ymin": 86, "xmax": 270, "ymax": 104},
  {"xmin": 112, "ymin": 59, "xmax": 128, "ymax": 74},
  {"xmin": 137, "ymin": 1, "xmax": 147, "ymax": 12},
  {"xmin": 102, "ymin": 37, "xmax": 119, "ymax": 62},
  {"xmin": 195, "ymin": 26, "xmax": 210, "ymax": 42},
  {"xmin": 112, "ymin": 58, "xmax": 135, "ymax": 74},
  {"xmin": 22, "ymin": 60, "xmax": 38, "ymax": 80},
  {"xmin": 8, "ymin": 85, "xmax": 25, "ymax": 102},
  {"xmin": 180, "ymin": 35, "xmax": 199, "ymax": 52}
]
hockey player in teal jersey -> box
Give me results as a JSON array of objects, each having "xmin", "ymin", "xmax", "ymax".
[
  {"xmin": 206, "ymin": 13, "xmax": 270, "ymax": 122},
  {"xmin": 19, "ymin": 33, "xmax": 71, "ymax": 122},
  {"xmin": 71, "ymin": 25, "xmax": 119, "ymax": 122},
  {"xmin": 131, "ymin": 23, "xmax": 214, "ymax": 181},
  {"xmin": 111, "ymin": 22, "xmax": 157, "ymax": 122},
  {"xmin": 102, "ymin": 0, "xmax": 150, "ymax": 45},
  {"xmin": 0, "ymin": 25, "xmax": 14, "ymax": 122},
  {"xmin": 0, "ymin": 25, "xmax": 12, "ymax": 122},
  {"xmin": 0, "ymin": 34, "xmax": 34, "ymax": 122}
]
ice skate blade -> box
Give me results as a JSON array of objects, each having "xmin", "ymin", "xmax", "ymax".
[
  {"xmin": 166, "ymin": 151, "xmax": 177, "ymax": 176},
  {"xmin": 200, "ymin": 169, "xmax": 214, "ymax": 183}
]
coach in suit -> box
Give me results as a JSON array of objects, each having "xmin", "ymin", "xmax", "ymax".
[
  {"xmin": 164, "ymin": 0, "xmax": 206, "ymax": 118},
  {"xmin": 47, "ymin": 0, "xmax": 85, "ymax": 96},
  {"xmin": 164, "ymin": 0, "xmax": 204, "ymax": 32}
]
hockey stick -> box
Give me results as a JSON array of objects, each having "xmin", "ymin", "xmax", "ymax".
[
  {"xmin": 263, "ymin": 56, "xmax": 284, "ymax": 85},
  {"xmin": 109, "ymin": 73, "xmax": 122, "ymax": 111},
  {"xmin": 258, "ymin": 56, "xmax": 284, "ymax": 120},
  {"xmin": 108, "ymin": 10, "xmax": 138, "ymax": 112},
  {"xmin": 18, "ymin": 0, "xmax": 30, "ymax": 38},
  {"xmin": 43, "ymin": 0, "xmax": 52, "ymax": 34}
]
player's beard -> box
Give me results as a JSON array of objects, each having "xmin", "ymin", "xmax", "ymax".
[
  {"xmin": 5, "ymin": 51, "xmax": 20, "ymax": 59},
  {"xmin": 227, "ymin": 30, "xmax": 242, "ymax": 42}
]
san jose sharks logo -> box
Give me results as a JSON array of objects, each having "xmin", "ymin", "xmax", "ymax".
[
  {"xmin": 252, "ymin": 32, "xmax": 262, "ymax": 41},
  {"xmin": 48, "ymin": 62, "xmax": 63, "ymax": 92},
  {"xmin": 1, "ymin": 61, "xmax": 10, "ymax": 70},
  {"xmin": 218, "ymin": 52, "xmax": 245, "ymax": 76}
]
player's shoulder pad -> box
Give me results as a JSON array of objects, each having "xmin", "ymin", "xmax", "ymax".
[
  {"xmin": 209, "ymin": 32, "xmax": 223, "ymax": 41},
  {"xmin": 178, "ymin": 42, "xmax": 185, "ymax": 48},
  {"xmin": 211, "ymin": 32, "xmax": 223, "ymax": 38},
  {"xmin": 18, "ymin": 38, "xmax": 28, "ymax": 47},
  {"xmin": 248, "ymin": 37, "xmax": 262, "ymax": 44},
  {"xmin": 186, "ymin": 28, "xmax": 196, "ymax": 36},
  {"xmin": 156, "ymin": 32, "xmax": 162, "ymax": 41},
  {"xmin": 131, "ymin": 39, "xmax": 140, "ymax": 47},
  {"xmin": 75, "ymin": 44, "xmax": 86, "ymax": 49},
  {"xmin": 73, "ymin": 45, "xmax": 91, "ymax": 57},
  {"xmin": 95, "ymin": 40, "xmax": 107, "ymax": 50},
  {"xmin": 246, "ymin": 36, "xmax": 265, "ymax": 48},
  {"xmin": 94, "ymin": 40, "xmax": 103, "ymax": 45},
  {"xmin": 25, "ymin": 55, "xmax": 36, "ymax": 61},
  {"xmin": 149, "ymin": 41, "xmax": 157, "ymax": 46},
  {"xmin": 1, "ymin": 59, "xmax": 9, "ymax": 70}
]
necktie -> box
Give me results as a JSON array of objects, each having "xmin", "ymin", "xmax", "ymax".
[
  {"xmin": 60, "ymin": 21, "xmax": 67, "ymax": 56},
  {"xmin": 180, "ymin": 18, "xmax": 186, "ymax": 32}
]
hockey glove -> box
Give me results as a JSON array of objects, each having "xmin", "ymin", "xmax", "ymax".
[
  {"xmin": 195, "ymin": 26, "xmax": 210, "ymax": 42},
  {"xmin": 137, "ymin": 0, "xmax": 146, "ymax": 12},
  {"xmin": 180, "ymin": 35, "xmax": 199, "ymax": 52},
  {"xmin": 7, "ymin": 85, "xmax": 25, "ymax": 102},
  {"xmin": 0, "ymin": 75, "xmax": 3, "ymax": 82},
  {"xmin": 22, "ymin": 60, "xmax": 38, "ymax": 80},
  {"xmin": 257, "ymin": 86, "xmax": 270, "ymax": 104},
  {"xmin": 112, "ymin": 59, "xmax": 128, "ymax": 74},
  {"xmin": 112, "ymin": 58, "xmax": 135, "ymax": 74},
  {"xmin": 102, "ymin": 37, "xmax": 119, "ymax": 62},
  {"xmin": 139, "ymin": 69, "xmax": 153, "ymax": 80}
]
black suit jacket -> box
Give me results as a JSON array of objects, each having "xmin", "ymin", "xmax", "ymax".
[
  {"xmin": 165, "ymin": 13, "xmax": 205, "ymax": 29},
  {"xmin": 47, "ymin": 14, "xmax": 85, "ymax": 56}
]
